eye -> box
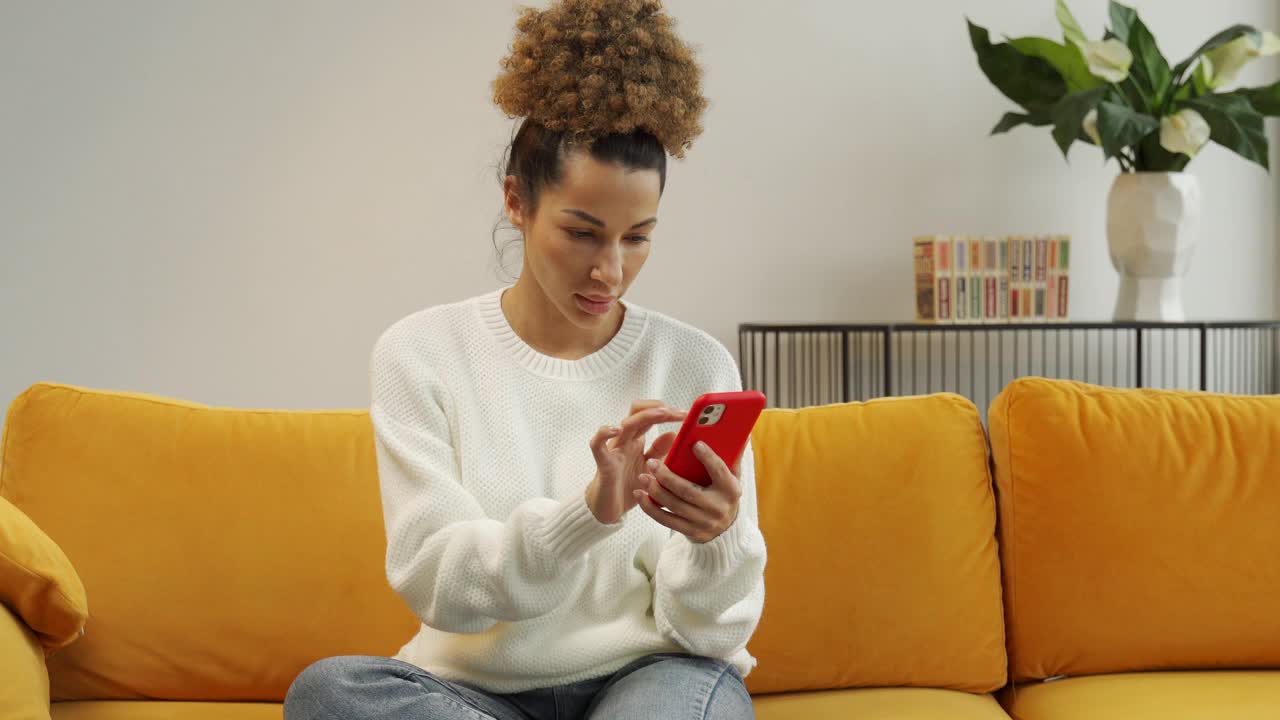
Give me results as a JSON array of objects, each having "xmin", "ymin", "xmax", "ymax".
[
  {"xmin": 627, "ymin": 236, "xmax": 650, "ymax": 244},
  {"xmin": 567, "ymin": 229, "xmax": 595, "ymax": 240}
]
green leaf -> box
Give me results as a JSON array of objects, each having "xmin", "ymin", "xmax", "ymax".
[
  {"xmin": 1125, "ymin": 15, "xmax": 1171, "ymax": 110},
  {"xmin": 1108, "ymin": 1, "xmax": 1137, "ymax": 45},
  {"xmin": 1137, "ymin": 133, "xmax": 1189, "ymax": 172},
  {"xmin": 1182, "ymin": 93, "xmax": 1270, "ymax": 170},
  {"xmin": 1171, "ymin": 25, "xmax": 1260, "ymax": 84},
  {"xmin": 1115, "ymin": 75, "xmax": 1145, "ymax": 110},
  {"xmin": 1173, "ymin": 77, "xmax": 1193, "ymax": 102},
  {"xmin": 1008, "ymin": 36, "xmax": 1105, "ymax": 93},
  {"xmin": 1236, "ymin": 79, "xmax": 1280, "ymax": 116},
  {"xmin": 1095, "ymin": 100, "xmax": 1159, "ymax": 159},
  {"xmin": 991, "ymin": 111, "xmax": 1053, "ymax": 135},
  {"xmin": 1056, "ymin": 0, "xmax": 1089, "ymax": 48},
  {"xmin": 1051, "ymin": 87, "xmax": 1108, "ymax": 157},
  {"xmin": 968, "ymin": 20, "xmax": 1068, "ymax": 115},
  {"xmin": 1191, "ymin": 61, "xmax": 1211, "ymax": 97}
]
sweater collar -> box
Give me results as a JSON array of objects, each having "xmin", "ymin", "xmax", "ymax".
[{"xmin": 476, "ymin": 286, "xmax": 647, "ymax": 380}]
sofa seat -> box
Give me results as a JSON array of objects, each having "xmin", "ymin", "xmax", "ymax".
[
  {"xmin": 51, "ymin": 701, "xmax": 281, "ymax": 720},
  {"xmin": 49, "ymin": 688, "xmax": 1014, "ymax": 720},
  {"xmin": 1005, "ymin": 671, "xmax": 1280, "ymax": 720},
  {"xmin": 755, "ymin": 687, "xmax": 1011, "ymax": 719}
]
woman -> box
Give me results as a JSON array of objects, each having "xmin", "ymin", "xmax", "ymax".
[{"xmin": 284, "ymin": 1, "xmax": 766, "ymax": 718}]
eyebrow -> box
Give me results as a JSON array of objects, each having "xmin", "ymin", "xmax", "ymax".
[{"xmin": 561, "ymin": 209, "xmax": 657, "ymax": 230}]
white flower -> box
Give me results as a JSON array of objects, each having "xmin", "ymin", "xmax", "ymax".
[
  {"xmin": 1082, "ymin": 108, "xmax": 1102, "ymax": 146},
  {"xmin": 1203, "ymin": 31, "xmax": 1280, "ymax": 88},
  {"xmin": 1159, "ymin": 109, "xmax": 1210, "ymax": 157},
  {"xmin": 1084, "ymin": 39, "xmax": 1133, "ymax": 82}
]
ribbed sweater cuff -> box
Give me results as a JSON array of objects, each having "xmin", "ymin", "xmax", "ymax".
[
  {"xmin": 684, "ymin": 516, "xmax": 765, "ymax": 575},
  {"xmin": 533, "ymin": 490, "xmax": 624, "ymax": 563}
]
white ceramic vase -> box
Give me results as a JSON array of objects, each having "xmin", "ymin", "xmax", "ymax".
[{"xmin": 1106, "ymin": 172, "xmax": 1201, "ymax": 322}]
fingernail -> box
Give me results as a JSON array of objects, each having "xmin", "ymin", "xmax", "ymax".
[
  {"xmin": 646, "ymin": 459, "xmax": 659, "ymax": 472},
  {"xmin": 695, "ymin": 441, "xmax": 708, "ymax": 453}
]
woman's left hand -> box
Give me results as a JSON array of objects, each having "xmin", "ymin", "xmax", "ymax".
[{"xmin": 633, "ymin": 441, "xmax": 742, "ymax": 544}]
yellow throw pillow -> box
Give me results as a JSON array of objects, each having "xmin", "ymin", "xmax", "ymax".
[
  {"xmin": 745, "ymin": 394, "xmax": 1007, "ymax": 695},
  {"xmin": 0, "ymin": 495, "xmax": 88, "ymax": 652}
]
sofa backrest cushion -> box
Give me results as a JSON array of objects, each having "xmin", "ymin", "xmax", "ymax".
[
  {"xmin": 989, "ymin": 378, "xmax": 1280, "ymax": 682},
  {"xmin": 745, "ymin": 393, "xmax": 1007, "ymax": 694},
  {"xmin": 0, "ymin": 383, "xmax": 418, "ymax": 701}
]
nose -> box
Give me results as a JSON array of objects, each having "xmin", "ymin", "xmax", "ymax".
[{"xmin": 590, "ymin": 243, "xmax": 623, "ymax": 286}]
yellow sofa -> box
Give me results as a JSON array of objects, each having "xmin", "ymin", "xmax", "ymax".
[{"xmin": 2, "ymin": 379, "xmax": 1278, "ymax": 719}]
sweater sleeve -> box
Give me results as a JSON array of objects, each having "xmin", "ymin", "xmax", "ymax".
[
  {"xmin": 370, "ymin": 332, "xmax": 623, "ymax": 634},
  {"xmin": 652, "ymin": 350, "xmax": 768, "ymax": 659}
]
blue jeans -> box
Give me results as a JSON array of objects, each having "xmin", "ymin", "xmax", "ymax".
[{"xmin": 283, "ymin": 652, "xmax": 755, "ymax": 720}]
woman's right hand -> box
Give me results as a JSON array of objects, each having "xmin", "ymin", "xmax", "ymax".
[{"xmin": 586, "ymin": 401, "xmax": 685, "ymax": 524}]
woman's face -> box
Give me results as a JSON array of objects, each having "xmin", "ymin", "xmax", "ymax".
[{"xmin": 505, "ymin": 149, "xmax": 661, "ymax": 329}]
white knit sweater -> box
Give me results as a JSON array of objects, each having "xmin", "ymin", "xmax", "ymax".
[{"xmin": 368, "ymin": 286, "xmax": 767, "ymax": 693}]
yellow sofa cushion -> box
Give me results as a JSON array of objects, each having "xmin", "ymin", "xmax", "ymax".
[
  {"xmin": 0, "ymin": 495, "xmax": 88, "ymax": 651},
  {"xmin": 745, "ymin": 394, "xmax": 1006, "ymax": 695},
  {"xmin": 0, "ymin": 383, "xmax": 418, "ymax": 702},
  {"xmin": 1004, "ymin": 671, "xmax": 1280, "ymax": 720},
  {"xmin": 989, "ymin": 378, "xmax": 1280, "ymax": 683},
  {"xmin": 757, "ymin": 687, "xmax": 1011, "ymax": 719}
]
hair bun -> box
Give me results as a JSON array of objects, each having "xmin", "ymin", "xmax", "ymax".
[{"xmin": 492, "ymin": 0, "xmax": 707, "ymax": 158}]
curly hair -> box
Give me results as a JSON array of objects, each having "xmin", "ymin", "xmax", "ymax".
[{"xmin": 492, "ymin": 0, "xmax": 708, "ymax": 159}]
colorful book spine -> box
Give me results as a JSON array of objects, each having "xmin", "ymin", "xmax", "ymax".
[
  {"xmin": 913, "ymin": 236, "xmax": 937, "ymax": 323},
  {"xmin": 969, "ymin": 236, "xmax": 983, "ymax": 323},
  {"xmin": 1034, "ymin": 235, "xmax": 1048, "ymax": 321},
  {"xmin": 983, "ymin": 236, "xmax": 998, "ymax": 322},
  {"xmin": 1020, "ymin": 236, "xmax": 1034, "ymax": 321},
  {"xmin": 935, "ymin": 236, "xmax": 953, "ymax": 323},
  {"xmin": 998, "ymin": 237, "xmax": 1010, "ymax": 322},
  {"xmin": 1008, "ymin": 236, "xmax": 1021, "ymax": 323},
  {"xmin": 1046, "ymin": 238, "xmax": 1059, "ymax": 322},
  {"xmin": 954, "ymin": 236, "xmax": 968, "ymax": 322},
  {"xmin": 1056, "ymin": 235, "xmax": 1071, "ymax": 321}
]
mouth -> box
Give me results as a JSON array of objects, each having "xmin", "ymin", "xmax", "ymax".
[{"xmin": 574, "ymin": 293, "xmax": 616, "ymax": 315}]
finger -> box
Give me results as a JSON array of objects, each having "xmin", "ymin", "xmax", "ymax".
[
  {"xmin": 590, "ymin": 425, "xmax": 622, "ymax": 462},
  {"xmin": 693, "ymin": 442, "xmax": 742, "ymax": 497},
  {"xmin": 646, "ymin": 458, "xmax": 716, "ymax": 509},
  {"xmin": 617, "ymin": 409, "xmax": 674, "ymax": 446},
  {"xmin": 643, "ymin": 431, "xmax": 678, "ymax": 461},
  {"xmin": 629, "ymin": 400, "xmax": 688, "ymax": 416},
  {"xmin": 617, "ymin": 407, "xmax": 685, "ymax": 445},
  {"xmin": 640, "ymin": 472, "xmax": 707, "ymax": 522},
  {"xmin": 634, "ymin": 490, "xmax": 701, "ymax": 537},
  {"xmin": 629, "ymin": 400, "xmax": 666, "ymax": 416}
]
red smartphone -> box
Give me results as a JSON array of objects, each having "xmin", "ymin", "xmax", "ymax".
[{"xmin": 662, "ymin": 390, "xmax": 767, "ymax": 487}]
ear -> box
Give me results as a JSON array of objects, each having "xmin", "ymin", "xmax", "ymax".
[{"xmin": 503, "ymin": 175, "xmax": 526, "ymax": 231}]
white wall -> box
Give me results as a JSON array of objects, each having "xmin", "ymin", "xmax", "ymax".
[{"xmin": 2, "ymin": 0, "xmax": 1277, "ymax": 415}]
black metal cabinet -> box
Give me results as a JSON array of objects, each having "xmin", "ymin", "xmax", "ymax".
[{"xmin": 739, "ymin": 322, "xmax": 1280, "ymax": 415}]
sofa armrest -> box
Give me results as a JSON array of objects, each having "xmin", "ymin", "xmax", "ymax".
[{"xmin": 0, "ymin": 602, "xmax": 51, "ymax": 720}]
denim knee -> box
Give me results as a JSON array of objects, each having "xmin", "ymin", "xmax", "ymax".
[
  {"xmin": 705, "ymin": 663, "xmax": 753, "ymax": 719},
  {"xmin": 283, "ymin": 656, "xmax": 384, "ymax": 720}
]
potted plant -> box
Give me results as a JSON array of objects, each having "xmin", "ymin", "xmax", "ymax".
[{"xmin": 969, "ymin": 0, "xmax": 1280, "ymax": 321}]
